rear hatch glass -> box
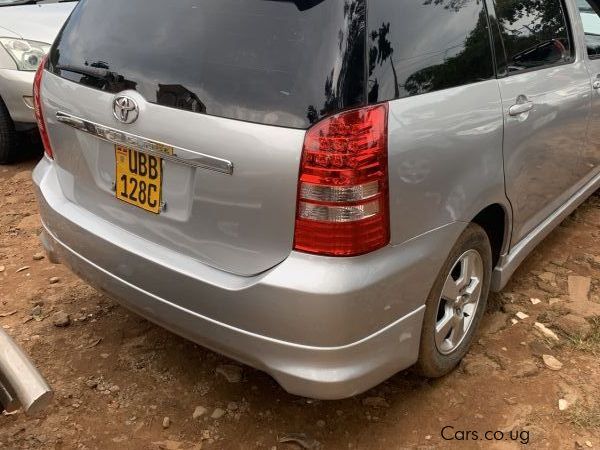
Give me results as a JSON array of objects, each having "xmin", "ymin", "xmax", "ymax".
[{"xmin": 49, "ymin": 0, "xmax": 366, "ymax": 128}]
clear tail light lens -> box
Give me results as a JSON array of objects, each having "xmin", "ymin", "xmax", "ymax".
[
  {"xmin": 293, "ymin": 104, "xmax": 390, "ymax": 256},
  {"xmin": 33, "ymin": 55, "xmax": 53, "ymax": 159}
]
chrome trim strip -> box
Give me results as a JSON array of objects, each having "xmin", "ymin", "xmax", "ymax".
[{"xmin": 55, "ymin": 111, "xmax": 233, "ymax": 175}]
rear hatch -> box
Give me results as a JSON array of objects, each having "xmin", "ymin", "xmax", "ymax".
[{"xmin": 43, "ymin": 0, "xmax": 366, "ymax": 276}]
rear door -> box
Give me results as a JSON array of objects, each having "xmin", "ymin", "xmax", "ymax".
[
  {"xmin": 43, "ymin": 0, "xmax": 367, "ymax": 276},
  {"xmin": 489, "ymin": 0, "xmax": 592, "ymax": 245},
  {"xmin": 575, "ymin": 0, "xmax": 600, "ymax": 177}
]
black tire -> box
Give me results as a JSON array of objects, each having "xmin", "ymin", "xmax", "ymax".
[
  {"xmin": 415, "ymin": 223, "xmax": 492, "ymax": 378},
  {"xmin": 0, "ymin": 97, "xmax": 17, "ymax": 165}
]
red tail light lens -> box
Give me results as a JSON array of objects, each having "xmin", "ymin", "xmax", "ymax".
[
  {"xmin": 293, "ymin": 104, "xmax": 390, "ymax": 256},
  {"xmin": 33, "ymin": 55, "xmax": 53, "ymax": 159}
]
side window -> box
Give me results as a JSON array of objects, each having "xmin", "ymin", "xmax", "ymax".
[
  {"xmin": 493, "ymin": 0, "xmax": 574, "ymax": 73},
  {"xmin": 577, "ymin": 0, "xmax": 600, "ymax": 58},
  {"xmin": 366, "ymin": 0, "xmax": 494, "ymax": 103}
]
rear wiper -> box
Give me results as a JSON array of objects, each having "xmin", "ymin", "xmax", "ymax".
[{"xmin": 55, "ymin": 64, "xmax": 110, "ymax": 79}]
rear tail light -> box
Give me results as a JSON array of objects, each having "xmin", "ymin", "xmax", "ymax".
[
  {"xmin": 33, "ymin": 55, "xmax": 53, "ymax": 159},
  {"xmin": 293, "ymin": 104, "xmax": 390, "ymax": 256}
]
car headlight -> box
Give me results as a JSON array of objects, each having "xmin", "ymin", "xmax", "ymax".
[{"xmin": 0, "ymin": 38, "xmax": 50, "ymax": 71}]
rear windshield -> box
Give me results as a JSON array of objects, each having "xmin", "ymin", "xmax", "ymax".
[{"xmin": 48, "ymin": 0, "xmax": 366, "ymax": 129}]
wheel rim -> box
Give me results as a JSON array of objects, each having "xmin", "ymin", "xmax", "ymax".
[{"xmin": 434, "ymin": 249, "xmax": 484, "ymax": 355}]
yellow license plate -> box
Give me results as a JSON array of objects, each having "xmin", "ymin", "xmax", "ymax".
[{"xmin": 115, "ymin": 145, "xmax": 162, "ymax": 214}]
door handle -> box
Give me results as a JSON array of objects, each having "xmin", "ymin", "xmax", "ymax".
[{"xmin": 508, "ymin": 95, "xmax": 534, "ymax": 117}]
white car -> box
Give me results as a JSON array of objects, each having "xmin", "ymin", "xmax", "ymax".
[{"xmin": 0, "ymin": 0, "xmax": 76, "ymax": 163}]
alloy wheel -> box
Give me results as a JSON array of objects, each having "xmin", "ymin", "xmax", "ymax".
[{"xmin": 434, "ymin": 249, "xmax": 484, "ymax": 355}]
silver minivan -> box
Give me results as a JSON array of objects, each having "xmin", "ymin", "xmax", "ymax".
[{"xmin": 33, "ymin": 0, "xmax": 600, "ymax": 399}]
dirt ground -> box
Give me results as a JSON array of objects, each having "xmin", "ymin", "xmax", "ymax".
[{"xmin": 0, "ymin": 147, "xmax": 599, "ymax": 450}]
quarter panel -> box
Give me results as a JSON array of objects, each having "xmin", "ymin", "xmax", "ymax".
[{"xmin": 387, "ymin": 80, "xmax": 506, "ymax": 245}]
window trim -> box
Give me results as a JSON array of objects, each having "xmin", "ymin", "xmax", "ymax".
[
  {"xmin": 488, "ymin": 0, "xmax": 577, "ymax": 78},
  {"xmin": 484, "ymin": 0, "xmax": 508, "ymax": 78}
]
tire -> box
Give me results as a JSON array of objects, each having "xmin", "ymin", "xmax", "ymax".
[
  {"xmin": 0, "ymin": 97, "xmax": 17, "ymax": 164},
  {"xmin": 415, "ymin": 223, "xmax": 492, "ymax": 378}
]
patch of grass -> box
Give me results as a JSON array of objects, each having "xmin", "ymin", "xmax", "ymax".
[
  {"xmin": 568, "ymin": 402, "xmax": 600, "ymax": 430},
  {"xmin": 567, "ymin": 316, "xmax": 600, "ymax": 356}
]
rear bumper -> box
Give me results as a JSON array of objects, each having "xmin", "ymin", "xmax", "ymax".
[
  {"xmin": 34, "ymin": 157, "xmax": 464, "ymax": 399},
  {"xmin": 0, "ymin": 69, "xmax": 35, "ymax": 124}
]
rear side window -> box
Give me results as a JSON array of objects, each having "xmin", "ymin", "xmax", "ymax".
[
  {"xmin": 366, "ymin": 0, "xmax": 494, "ymax": 103},
  {"xmin": 492, "ymin": 0, "xmax": 574, "ymax": 73},
  {"xmin": 49, "ymin": 0, "xmax": 366, "ymax": 129},
  {"xmin": 577, "ymin": 0, "xmax": 600, "ymax": 58}
]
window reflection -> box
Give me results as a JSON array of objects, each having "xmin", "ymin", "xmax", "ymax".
[
  {"xmin": 50, "ymin": 0, "xmax": 366, "ymax": 129},
  {"xmin": 367, "ymin": 0, "xmax": 494, "ymax": 102},
  {"xmin": 492, "ymin": 0, "xmax": 573, "ymax": 72}
]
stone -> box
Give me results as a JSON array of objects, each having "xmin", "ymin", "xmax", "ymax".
[
  {"xmin": 211, "ymin": 408, "xmax": 225, "ymax": 420},
  {"xmin": 565, "ymin": 300, "xmax": 600, "ymax": 319},
  {"xmin": 49, "ymin": 277, "xmax": 60, "ymax": 284},
  {"xmin": 516, "ymin": 312, "xmax": 529, "ymax": 320},
  {"xmin": 537, "ymin": 281, "xmax": 562, "ymax": 296},
  {"xmin": 534, "ymin": 322, "xmax": 559, "ymax": 341},
  {"xmin": 31, "ymin": 305, "xmax": 43, "ymax": 318},
  {"xmin": 585, "ymin": 253, "xmax": 600, "ymax": 269},
  {"xmin": 576, "ymin": 440, "xmax": 594, "ymax": 449},
  {"xmin": 542, "ymin": 354, "xmax": 563, "ymax": 371},
  {"xmin": 530, "ymin": 298, "xmax": 542, "ymax": 305},
  {"xmin": 555, "ymin": 314, "xmax": 592, "ymax": 339},
  {"xmin": 226, "ymin": 402, "xmax": 238, "ymax": 411},
  {"xmin": 0, "ymin": 266, "xmax": 4, "ymax": 272},
  {"xmin": 216, "ymin": 364, "xmax": 242, "ymax": 383},
  {"xmin": 558, "ymin": 399, "xmax": 569, "ymax": 411},
  {"xmin": 484, "ymin": 312, "xmax": 508, "ymax": 334},
  {"xmin": 513, "ymin": 360, "xmax": 539, "ymax": 378},
  {"xmin": 502, "ymin": 303, "xmax": 521, "ymax": 315},
  {"xmin": 192, "ymin": 406, "xmax": 207, "ymax": 420},
  {"xmin": 162, "ymin": 417, "xmax": 170, "ymax": 429},
  {"xmin": 484, "ymin": 350, "xmax": 511, "ymax": 370},
  {"xmin": 538, "ymin": 272, "xmax": 556, "ymax": 284},
  {"xmin": 362, "ymin": 396, "xmax": 389, "ymax": 408},
  {"xmin": 568, "ymin": 276, "xmax": 591, "ymax": 302},
  {"xmin": 52, "ymin": 311, "xmax": 71, "ymax": 328},
  {"xmin": 32, "ymin": 253, "xmax": 45, "ymax": 261},
  {"xmin": 279, "ymin": 433, "xmax": 320, "ymax": 450},
  {"xmin": 462, "ymin": 356, "xmax": 500, "ymax": 376},
  {"xmin": 150, "ymin": 441, "xmax": 183, "ymax": 450}
]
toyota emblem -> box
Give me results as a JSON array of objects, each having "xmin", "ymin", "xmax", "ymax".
[{"xmin": 113, "ymin": 95, "xmax": 139, "ymax": 124}]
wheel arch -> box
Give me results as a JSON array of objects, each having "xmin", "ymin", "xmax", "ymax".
[{"xmin": 470, "ymin": 203, "xmax": 512, "ymax": 269}]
